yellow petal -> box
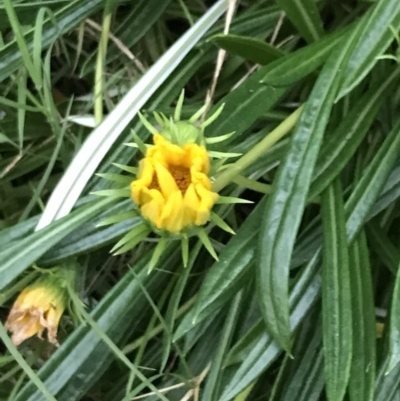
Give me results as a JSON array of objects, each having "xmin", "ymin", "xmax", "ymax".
[
  {"xmin": 185, "ymin": 144, "xmax": 209, "ymax": 173},
  {"xmin": 46, "ymin": 306, "xmax": 64, "ymax": 345},
  {"xmin": 195, "ymin": 184, "xmax": 219, "ymax": 225},
  {"xmin": 183, "ymin": 184, "xmax": 199, "ymax": 227},
  {"xmin": 153, "ymin": 133, "xmax": 167, "ymax": 145},
  {"xmin": 141, "ymin": 190, "xmax": 165, "ymax": 228},
  {"xmin": 137, "ymin": 159, "xmax": 154, "ymax": 184},
  {"xmin": 191, "ymin": 167, "xmax": 212, "ymax": 190},
  {"xmin": 161, "ymin": 190, "xmax": 184, "ymax": 232},
  {"xmin": 131, "ymin": 134, "xmax": 217, "ymax": 232},
  {"xmin": 163, "ymin": 147, "xmax": 187, "ymax": 167},
  {"xmin": 5, "ymin": 282, "xmax": 67, "ymax": 346},
  {"xmin": 5, "ymin": 308, "xmax": 45, "ymax": 346},
  {"xmin": 155, "ymin": 162, "xmax": 179, "ymax": 198},
  {"xmin": 131, "ymin": 160, "xmax": 156, "ymax": 204},
  {"xmin": 131, "ymin": 182, "xmax": 143, "ymax": 205}
]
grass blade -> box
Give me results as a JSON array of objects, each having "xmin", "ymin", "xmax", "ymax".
[
  {"xmin": 276, "ymin": 0, "xmax": 324, "ymax": 43},
  {"xmin": 321, "ymin": 178, "xmax": 352, "ymax": 401},
  {"xmin": 348, "ymin": 231, "xmax": 375, "ymax": 401},
  {"xmin": 345, "ymin": 116, "xmax": 400, "ymax": 242},
  {"xmin": 337, "ymin": 0, "xmax": 400, "ymax": 99},
  {"xmin": 0, "ymin": 197, "xmax": 115, "ymax": 290}
]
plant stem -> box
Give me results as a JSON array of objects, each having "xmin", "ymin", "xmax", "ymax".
[
  {"xmin": 232, "ymin": 175, "xmax": 272, "ymax": 194},
  {"xmin": 213, "ymin": 105, "xmax": 304, "ymax": 192},
  {"xmin": 94, "ymin": 11, "xmax": 112, "ymax": 125}
]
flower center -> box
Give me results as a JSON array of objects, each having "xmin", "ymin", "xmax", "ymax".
[
  {"xmin": 169, "ymin": 165, "xmax": 191, "ymax": 193},
  {"xmin": 149, "ymin": 175, "xmax": 160, "ymax": 191},
  {"xmin": 149, "ymin": 165, "xmax": 191, "ymax": 194}
]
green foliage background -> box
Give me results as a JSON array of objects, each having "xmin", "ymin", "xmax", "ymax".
[{"xmin": 1, "ymin": 0, "xmax": 400, "ymax": 400}]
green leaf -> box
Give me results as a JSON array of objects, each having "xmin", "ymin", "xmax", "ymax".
[
  {"xmin": 336, "ymin": 0, "xmax": 400, "ymax": 99},
  {"xmin": 224, "ymin": 319, "xmax": 265, "ymax": 367},
  {"xmin": 0, "ymin": 0, "xmax": 119, "ymax": 83},
  {"xmin": 219, "ymin": 254, "xmax": 321, "ymax": 401},
  {"xmin": 148, "ymin": 235, "xmax": 168, "ymax": 272},
  {"xmin": 257, "ymin": 23, "xmax": 362, "ymax": 353},
  {"xmin": 197, "ymin": 228, "xmax": 218, "ymax": 261},
  {"xmin": 216, "ymin": 196, "xmax": 253, "ymax": 204},
  {"xmin": 366, "ymin": 223, "xmax": 399, "ymax": 274},
  {"xmin": 388, "ymin": 259, "xmax": 400, "ymax": 373},
  {"xmin": 2, "ymin": 0, "xmax": 41, "ymax": 88},
  {"xmin": 260, "ymin": 23, "xmax": 353, "ymax": 87},
  {"xmin": 83, "ymin": 0, "xmax": 173, "ymax": 74},
  {"xmin": 0, "ymin": 322, "xmax": 57, "ymax": 401},
  {"xmin": 276, "ymin": 0, "xmax": 324, "ymax": 43},
  {"xmin": 131, "ymin": 133, "xmax": 149, "ymax": 157},
  {"xmin": 369, "ymin": 163, "xmax": 400, "ymax": 219},
  {"xmin": 0, "ymin": 1, "xmax": 68, "ymax": 29},
  {"xmin": 211, "ymin": 212, "xmax": 235, "ymax": 234},
  {"xmin": 375, "ymin": 357, "xmax": 400, "ymax": 401},
  {"xmin": 308, "ymin": 66, "xmax": 400, "ymax": 201},
  {"xmin": 41, "ymin": 200, "xmax": 142, "ymax": 263},
  {"xmin": 209, "ymin": 33, "xmax": 285, "ymax": 64},
  {"xmin": 91, "ymin": 188, "xmax": 131, "ymax": 198},
  {"xmin": 96, "ymin": 173, "xmax": 133, "ymax": 185},
  {"xmin": 321, "ymin": 178, "xmax": 352, "ymax": 401},
  {"xmin": 161, "ymin": 242, "xmax": 202, "ymax": 371},
  {"xmin": 202, "ymin": 291, "xmax": 242, "ymax": 401},
  {"xmin": 113, "ymin": 163, "xmax": 138, "ymax": 175},
  {"xmin": 96, "ymin": 210, "xmax": 139, "ymax": 227},
  {"xmin": 0, "ymin": 197, "xmax": 115, "ymax": 291},
  {"xmin": 0, "ymin": 215, "xmax": 38, "ymax": 249},
  {"xmin": 110, "ymin": 223, "xmax": 150, "ymax": 254},
  {"xmin": 174, "ymin": 198, "xmax": 265, "ymax": 340},
  {"xmin": 0, "ymin": 132, "xmax": 17, "ymax": 147},
  {"xmin": 348, "ymin": 231, "xmax": 375, "ymax": 401},
  {"xmin": 208, "ymin": 150, "xmax": 242, "ymax": 159},
  {"xmin": 205, "ymin": 68, "xmax": 288, "ymax": 143},
  {"xmin": 181, "ymin": 235, "xmax": 189, "ymax": 267},
  {"xmin": 345, "ymin": 116, "xmax": 400, "ymax": 242},
  {"xmin": 280, "ymin": 320, "xmax": 324, "ymax": 401}
]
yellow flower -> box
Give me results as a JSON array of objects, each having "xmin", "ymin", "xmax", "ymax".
[
  {"xmin": 5, "ymin": 280, "xmax": 66, "ymax": 346},
  {"xmin": 131, "ymin": 134, "xmax": 219, "ymax": 233}
]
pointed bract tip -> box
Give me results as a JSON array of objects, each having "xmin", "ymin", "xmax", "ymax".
[
  {"xmin": 138, "ymin": 111, "xmax": 158, "ymax": 134},
  {"xmin": 174, "ymin": 89, "xmax": 185, "ymax": 122}
]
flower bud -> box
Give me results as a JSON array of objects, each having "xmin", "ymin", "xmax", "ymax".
[
  {"xmin": 131, "ymin": 134, "xmax": 219, "ymax": 233},
  {"xmin": 5, "ymin": 273, "xmax": 68, "ymax": 346}
]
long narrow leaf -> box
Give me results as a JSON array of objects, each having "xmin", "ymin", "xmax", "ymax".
[
  {"xmin": 348, "ymin": 231, "xmax": 375, "ymax": 401},
  {"xmin": 337, "ymin": 0, "xmax": 400, "ymax": 99},
  {"xmin": 309, "ymin": 67, "xmax": 400, "ymax": 201},
  {"xmin": 219, "ymin": 254, "xmax": 321, "ymax": 401},
  {"xmin": 345, "ymin": 116, "xmax": 400, "ymax": 242},
  {"xmin": 257, "ymin": 23, "xmax": 361, "ymax": 352},
  {"xmin": 276, "ymin": 0, "xmax": 324, "ymax": 43},
  {"xmin": 321, "ymin": 178, "xmax": 352, "ymax": 401},
  {"xmin": 0, "ymin": 197, "xmax": 115, "ymax": 290}
]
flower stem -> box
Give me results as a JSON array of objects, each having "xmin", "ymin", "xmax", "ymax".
[
  {"xmin": 94, "ymin": 10, "xmax": 112, "ymax": 125},
  {"xmin": 232, "ymin": 175, "xmax": 272, "ymax": 194},
  {"xmin": 213, "ymin": 105, "xmax": 304, "ymax": 192}
]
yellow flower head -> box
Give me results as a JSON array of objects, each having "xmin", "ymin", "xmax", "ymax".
[
  {"xmin": 94, "ymin": 93, "xmax": 241, "ymax": 264},
  {"xmin": 131, "ymin": 134, "xmax": 219, "ymax": 233},
  {"xmin": 5, "ymin": 279, "xmax": 67, "ymax": 346}
]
